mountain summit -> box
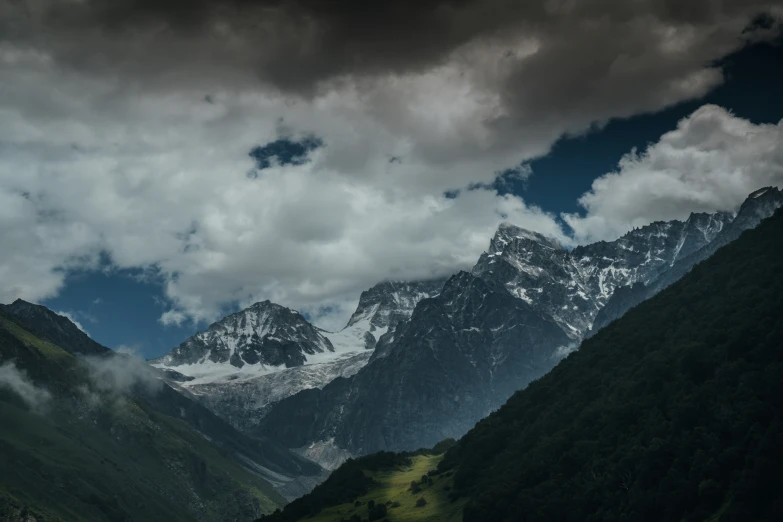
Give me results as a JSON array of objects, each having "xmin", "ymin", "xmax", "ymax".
[
  {"xmin": 151, "ymin": 300, "xmax": 336, "ymax": 381},
  {"xmin": 0, "ymin": 299, "xmax": 109, "ymax": 356},
  {"xmin": 150, "ymin": 278, "xmax": 445, "ymax": 431}
]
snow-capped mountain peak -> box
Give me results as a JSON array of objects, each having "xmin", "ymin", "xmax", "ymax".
[
  {"xmin": 150, "ymin": 299, "xmax": 336, "ymax": 382},
  {"xmin": 149, "ymin": 278, "xmax": 447, "ymax": 429},
  {"xmin": 331, "ymin": 278, "xmax": 447, "ymax": 351}
]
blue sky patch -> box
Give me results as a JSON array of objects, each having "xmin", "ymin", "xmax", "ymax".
[{"xmin": 248, "ymin": 135, "xmax": 324, "ymax": 171}]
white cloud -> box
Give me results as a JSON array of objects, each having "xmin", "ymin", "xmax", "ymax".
[
  {"xmin": 159, "ymin": 310, "xmax": 188, "ymax": 327},
  {"xmin": 0, "ymin": 57, "xmax": 570, "ymax": 328},
  {"xmin": 55, "ymin": 310, "xmax": 90, "ymax": 336},
  {"xmin": 0, "ymin": 362, "xmax": 51, "ymax": 413},
  {"xmin": 564, "ymin": 105, "xmax": 783, "ymax": 243},
  {"xmin": 0, "ymin": 3, "xmax": 781, "ymax": 330},
  {"xmin": 82, "ymin": 353, "xmax": 162, "ymax": 398},
  {"xmin": 115, "ymin": 344, "xmax": 143, "ymax": 356}
]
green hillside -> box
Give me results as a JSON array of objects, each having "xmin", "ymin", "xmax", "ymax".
[
  {"xmin": 258, "ymin": 442, "xmax": 464, "ymax": 522},
  {"xmin": 0, "ymin": 312, "xmax": 298, "ymax": 521},
  {"xmin": 439, "ymin": 209, "xmax": 783, "ymax": 521}
]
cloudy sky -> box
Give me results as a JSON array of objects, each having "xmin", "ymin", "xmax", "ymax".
[{"xmin": 2, "ymin": 0, "xmax": 782, "ymax": 357}]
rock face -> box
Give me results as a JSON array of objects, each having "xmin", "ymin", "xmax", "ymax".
[
  {"xmin": 257, "ymin": 187, "xmax": 782, "ymax": 460},
  {"xmin": 329, "ymin": 279, "xmax": 448, "ymax": 351},
  {"xmin": 470, "ymin": 208, "xmax": 732, "ymax": 338},
  {"xmin": 591, "ymin": 186, "xmax": 783, "ymax": 333},
  {"xmin": 150, "ymin": 279, "xmax": 446, "ymax": 431},
  {"xmin": 259, "ymin": 271, "xmax": 572, "ymax": 455}
]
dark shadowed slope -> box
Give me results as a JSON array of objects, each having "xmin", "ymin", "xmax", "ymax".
[
  {"xmin": 439, "ymin": 208, "xmax": 783, "ymax": 521},
  {"xmin": 1, "ymin": 299, "xmax": 110, "ymax": 356},
  {"xmin": 590, "ymin": 186, "xmax": 783, "ymax": 333},
  {"xmin": 259, "ymin": 272, "xmax": 571, "ymax": 455}
]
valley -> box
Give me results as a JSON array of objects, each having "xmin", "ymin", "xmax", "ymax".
[
  {"xmin": 258, "ymin": 199, "xmax": 783, "ymax": 522},
  {"xmin": 2, "ymin": 189, "xmax": 781, "ymax": 521}
]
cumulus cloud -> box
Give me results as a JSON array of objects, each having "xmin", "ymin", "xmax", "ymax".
[
  {"xmin": 0, "ymin": 66, "xmax": 568, "ymax": 326},
  {"xmin": 564, "ymin": 105, "xmax": 783, "ymax": 242},
  {"xmin": 0, "ymin": 0, "xmax": 781, "ymax": 329},
  {"xmin": 82, "ymin": 353, "xmax": 163, "ymax": 398},
  {"xmin": 0, "ymin": 362, "xmax": 51, "ymax": 412}
]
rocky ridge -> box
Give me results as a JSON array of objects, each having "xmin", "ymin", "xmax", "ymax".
[{"xmin": 256, "ymin": 187, "xmax": 782, "ymax": 463}]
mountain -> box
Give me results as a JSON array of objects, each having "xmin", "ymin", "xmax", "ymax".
[
  {"xmin": 435, "ymin": 206, "xmax": 783, "ymax": 522},
  {"xmin": 151, "ymin": 300, "xmax": 336, "ymax": 376},
  {"xmin": 1, "ymin": 299, "xmax": 110, "ymax": 356},
  {"xmin": 150, "ymin": 280, "xmax": 445, "ymax": 432},
  {"xmin": 266, "ymin": 206, "xmax": 783, "ymax": 522},
  {"xmin": 0, "ymin": 302, "xmax": 323, "ymax": 521},
  {"xmin": 257, "ymin": 188, "xmax": 780, "ymax": 463},
  {"xmin": 259, "ymin": 271, "xmax": 572, "ymax": 458},
  {"xmin": 472, "ymin": 208, "xmax": 732, "ymax": 338},
  {"xmin": 328, "ymin": 279, "xmax": 448, "ymax": 351},
  {"xmin": 591, "ymin": 186, "xmax": 783, "ymax": 332}
]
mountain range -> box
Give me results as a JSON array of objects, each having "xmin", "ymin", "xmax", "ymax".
[
  {"xmin": 259, "ymin": 194, "xmax": 783, "ymax": 522},
  {"xmin": 2, "ymin": 187, "xmax": 780, "ymax": 521},
  {"xmin": 150, "ymin": 279, "xmax": 446, "ymax": 434},
  {"xmin": 149, "ymin": 187, "xmax": 783, "ymax": 468},
  {"xmin": 251, "ymin": 187, "xmax": 783, "ymax": 462}
]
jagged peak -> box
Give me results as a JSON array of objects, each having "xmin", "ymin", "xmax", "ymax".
[
  {"xmin": 684, "ymin": 210, "xmax": 733, "ymax": 222},
  {"xmin": 490, "ymin": 222, "xmax": 563, "ymax": 253},
  {"xmin": 1, "ymin": 298, "xmax": 109, "ymax": 355},
  {"xmin": 246, "ymin": 299, "xmax": 299, "ymax": 314},
  {"xmin": 173, "ymin": 299, "xmax": 309, "ymax": 343},
  {"xmin": 620, "ymin": 219, "xmax": 681, "ymax": 239},
  {"xmin": 5, "ymin": 299, "xmax": 77, "ymax": 324},
  {"xmin": 7, "ymin": 298, "xmax": 43, "ymax": 311},
  {"xmin": 342, "ymin": 277, "xmax": 446, "ymax": 332},
  {"xmin": 356, "ymin": 278, "xmax": 445, "ymax": 303},
  {"xmin": 748, "ymin": 186, "xmax": 777, "ymax": 199},
  {"xmin": 741, "ymin": 185, "xmax": 782, "ymax": 204},
  {"xmin": 735, "ymin": 186, "xmax": 783, "ymax": 217}
]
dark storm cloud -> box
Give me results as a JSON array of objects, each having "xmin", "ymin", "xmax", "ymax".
[
  {"xmin": 2, "ymin": 0, "xmax": 780, "ymax": 195},
  {"xmin": 8, "ymin": 0, "xmax": 494, "ymax": 92},
  {"xmin": 1, "ymin": 0, "xmax": 781, "ymax": 177},
  {"xmin": 6, "ymin": 0, "xmax": 780, "ymax": 96}
]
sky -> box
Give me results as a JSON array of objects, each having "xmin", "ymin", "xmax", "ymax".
[{"xmin": 1, "ymin": 1, "xmax": 783, "ymax": 358}]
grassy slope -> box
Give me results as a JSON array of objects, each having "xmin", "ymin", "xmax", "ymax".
[
  {"xmin": 0, "ymin": 314, "xmax": 286, "ymax": 521},
  {"xmin": 304, "ymin": 455, "xmax": 464, "ymax": 522}
]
